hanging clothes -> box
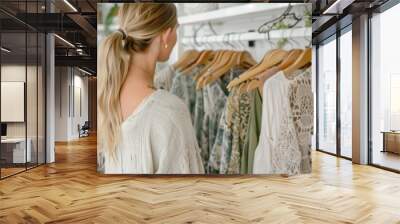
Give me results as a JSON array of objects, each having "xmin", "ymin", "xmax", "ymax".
[
  {"xmin": 240, "ymin": 89, "xmax": 262, "ymax": 174},
  {"xmin": 196, "ymin": 68, "xmax": 244, "ymax": 171},
  {"xmin": 154, "ymin": 64, "xmax": 175, "ymax": 91},
  {"xmin": 227, "ymin": 88, "xmax": 251, "ymax": 174},
  {"xmin": 193, "ymin": 88, "xmax": 206, "ymax": 158},
  {"xmin": 104, "ymin": 90, "xmax": 205, "ymax": 174},
  {"xmin": 253, "ymin": 71, "xmax": 301, "ymax": 176},
  {"xmin": 208, "ymin": 88, "xmax": 235, "ymax": 174},
  {"xmin": 170, "ymin": 66, "xmax": 204, "ymax": 122},
  {"xmin": 288, "ymin": 68, "xmax": 313, "ymax": 173},
  {"xmin": 208, "ymin": 85, "xmax": 251, "ymax": 174}
]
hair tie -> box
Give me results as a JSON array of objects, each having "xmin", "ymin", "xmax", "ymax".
[{"xmin": 117, "ymin": 28, "xmax": 127, "ymax": 40}]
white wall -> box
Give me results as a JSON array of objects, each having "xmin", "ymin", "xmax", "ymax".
[{"xmin": 54, "ymin": 66, "xmax": 89, "ymax": 141}]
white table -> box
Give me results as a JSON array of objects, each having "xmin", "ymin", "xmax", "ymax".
[{"xmin": 1, "ymin": 138, "xmax": 32, "ymax": 163}]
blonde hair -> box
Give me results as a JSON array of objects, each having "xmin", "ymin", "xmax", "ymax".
[{"xmin": 98, "ymin": 3, "xmax": 177, "ymax": 160}]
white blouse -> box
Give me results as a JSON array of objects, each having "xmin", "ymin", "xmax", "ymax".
[
  {"xmin": 104, "ymin": 90, "xmax": 205, "ymax": 174},
  {"xmin": 253, "ymin": 71, "xmax": 301, "ymax": 175}
]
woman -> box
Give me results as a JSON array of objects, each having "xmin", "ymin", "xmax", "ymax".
[{"xmin": 98, "ymin": 3, "xmax": 204, "ymax": 174}]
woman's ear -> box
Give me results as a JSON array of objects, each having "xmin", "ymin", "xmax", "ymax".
[{"xmin": 161, "ymin": 27, "xmax": 172, "ymax": 47}]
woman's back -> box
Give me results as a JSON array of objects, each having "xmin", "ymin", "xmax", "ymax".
[{"xmin": 104, "ymin": 90, "xmax": 204, "ymax": 174}]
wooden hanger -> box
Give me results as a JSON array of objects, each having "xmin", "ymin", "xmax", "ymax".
[
  {"xmin": 174, "ymin": 50, "xmax": 201, "ymax": 72},
  {"xmin": 198, "ymin": 51, "xmax": 240, "ymax": 89},
  {"xmin": 194, "ymin": 50, "xmax": 225, "ymax": 81},
  {"xmin": 282, "ymin": 47, "xmax": 312, "ymax": 76},
  {"xmin": 196, "ymin": 50, "xmax": 235, "ymax": 89},
  {"xmin": 226, "ymin": 49, "xmax": 288, "ymax": 91},
  {"xmin": 244, "ymin": 66, "xmax": 280, "ymax": 94},
  {"xmin": 181, "ymin": 50, "xmax": 215, "ymax": 75},
  {"xmin": 225, "ymin": 49, "xmax": 276, "ymax": 91},
  {"xmin": 173, "ymin": 50, "xmax": 193, "ymax": 70},
  {"xmin": 277, "ymin": 49, "xmax": 303, "ymax": 71},
  {"xmin": 200, "ymin": 51, "xmax": 256, "ymax": 88},
  {"xmin": 244, "ymin": 49, "xmax": 303, "ymax": 93}
]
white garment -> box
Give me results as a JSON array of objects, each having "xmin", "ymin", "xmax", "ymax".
[
  {"xmin": 154, "ymin": 65, "xmax": 175, "ymax": 91},
  {"xmin": 104, "ymin": 90, "xmax": 205, "ymax": 174},
  {"xmin": 253, "ymin": 71, "xmax": 301, "ymax": 175},
  {"xmin": 288, "ymin": 69, "xmax": 313, "ymax": 173}
]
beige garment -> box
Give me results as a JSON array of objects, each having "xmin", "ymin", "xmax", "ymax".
[{"xmin": 104, "ymin": 90, "xmax": 204, "ymax": 174}]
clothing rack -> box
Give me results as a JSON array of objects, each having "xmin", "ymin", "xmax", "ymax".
[{"xmin": 181, "ymin": 27, "xmax": 311, "ymax": 45}]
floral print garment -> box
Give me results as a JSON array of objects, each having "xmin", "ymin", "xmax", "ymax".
[
  {"xmin": 170, "ymin": 66, "xmax": 204, "ymax": 123},
  {"xmin": 208, "ymin": 83, "xmax": 251, "ymax": 174},
  {"xmin": 227, "ymin": 89, "xmax": 251, "ymax": 174},
  {"xmin": 193, "ymin": 88, "xmax": 205, "ymax": 155},
  {"xmin": 154, "ymin": 64, "xmax": 175, "ymax": 91},
  {"xmin": 208, "ymin": 90, "xmax": 235, "ymax": 174},
  {"xmin": 200, "ymin": 68, "xmax": 243, "ymax": 172}
]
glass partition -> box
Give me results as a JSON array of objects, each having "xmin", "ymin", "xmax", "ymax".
[
  {"xmin": 1, "ymin": 30, "xmax": 28, "ymax": 177},
  {"xmin": 0, "ymin": 0, "xmax": 46, "ymax": 179},
  {"xmin": 317, "ymin": 36, "xmax": 337, "ymax": 155}
]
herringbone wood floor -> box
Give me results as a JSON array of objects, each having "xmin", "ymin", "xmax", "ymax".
[{"xmin": 1, "ymin": 135, "xmax": 400, "ymax": 224}]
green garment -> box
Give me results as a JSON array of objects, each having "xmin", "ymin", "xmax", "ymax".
[{"xmin": 240, "ymin": 89, "xmax": 262, "ymax": 174}]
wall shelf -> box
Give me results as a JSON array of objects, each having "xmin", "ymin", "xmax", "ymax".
[{"xmin": 178, "ymin": 3, "xmax": 306, "ymax": 25}]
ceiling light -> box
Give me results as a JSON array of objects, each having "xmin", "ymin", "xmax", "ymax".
[
  {"xmin": 1, "ymin": 47, "xmax": 11, "ymax": 53},
  {"xmin": 54, "ymin": 34, "xmax": 75, "ymax": 48},
  {"xmin": 63, "ymin": 0, "xmax": 78, "ymax": 12},
  {"xmin": 77, "ymin": 67, "xmax": 93, "ymax": 76}
]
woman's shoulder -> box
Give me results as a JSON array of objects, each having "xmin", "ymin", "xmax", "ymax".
[
  {"xmin": 145, "ymin": 90, "xmax": 192, "ymax": 132},
  {"xmin": 151, "ymin": 90, "xmax": 189, "ymax": 114}
]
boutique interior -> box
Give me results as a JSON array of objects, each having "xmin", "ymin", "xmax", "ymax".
[{"xmin": 0, "ymin": 1, "xmax": 400, "ymax": 222}]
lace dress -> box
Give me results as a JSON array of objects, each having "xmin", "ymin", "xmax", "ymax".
[{"xmin": 288, "ymin": 69, "xmax": 313, "ymax": 173}]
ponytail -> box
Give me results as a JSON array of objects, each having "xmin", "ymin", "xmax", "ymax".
[{"xmin": 98, "ymin": 31, "xmax": 131, "ymax": 161}]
